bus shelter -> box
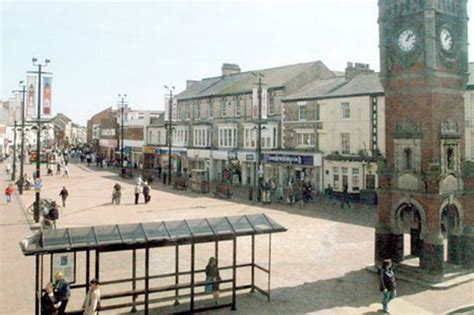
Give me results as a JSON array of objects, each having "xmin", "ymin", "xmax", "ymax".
[{"xmin": 20, "ymin": 214, "xmax": 287, "ymax": 314}]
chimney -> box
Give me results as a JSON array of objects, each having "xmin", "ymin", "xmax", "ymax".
[
  {"xmin": 186, "ymin": 80, "xmax": 198, "ymax": 89},
  {"xmin": 221, "ymin": 63, "xmax": 241, "ymax": 76},
  {"xmin": 345, "ymin": 62, "xmax": 374, "ymax": 80}
]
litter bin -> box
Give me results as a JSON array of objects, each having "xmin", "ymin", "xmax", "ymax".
[
  {"xmin": 248, "ymin": 186, "xmax": 253, "ymax": 201},
  {"xmin": 261, "ymin": 190, "xmax": 272, "ymax": 204}
]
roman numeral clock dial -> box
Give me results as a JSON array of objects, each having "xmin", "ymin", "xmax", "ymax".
[{"xmin": 440, "ymin": 27, "xmax": 453, "ymax": 52}]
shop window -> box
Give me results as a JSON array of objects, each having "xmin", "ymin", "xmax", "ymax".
[{"xmin": 352, "ymin": 168, "xmax": 360, "ymax": 191}]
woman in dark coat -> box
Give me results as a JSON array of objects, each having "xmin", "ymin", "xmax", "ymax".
[
  {"xmin": 41, "ymin": 283, "xmax": 60, "ymax": 315},
  {"xmin": 205, "ymin": 257, "xmax": 221, "ymax": 304},
  {"xmin": 380, "ymin": 259, "xmax": 397, "ymax": 314}
]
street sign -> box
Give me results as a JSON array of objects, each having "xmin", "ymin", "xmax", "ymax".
[{"xmin": 34, "ymin": 178, "xmax": 42, "ymax": 191}]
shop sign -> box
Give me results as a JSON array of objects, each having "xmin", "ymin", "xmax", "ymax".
[
  {"xmin": 246, "ymin": 154, "xmax": 254, "ymax": 161},
  {"xmin": 228, "ymin": 151, "xmax": 238, "ymax": 160},
  {"xmin": 157, "ymin": 148, "xmax": 187, "ymax": 157},
  {"xmin": 143, "ymin": 146, "xmax": 155, "ymax": 154},
  {"xmin": 262, "ymin": 153, "xmax": 314, "ymax": 166}
]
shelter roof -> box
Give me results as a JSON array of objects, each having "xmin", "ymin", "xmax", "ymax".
[{"xmin": 20, "ymin": 214, "xmax": 286, "ymax": 256}]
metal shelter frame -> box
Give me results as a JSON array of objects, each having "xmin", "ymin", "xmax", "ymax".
[{"xmin": 20, "ymin": 214, "xmax": 287, "ymax": 314}]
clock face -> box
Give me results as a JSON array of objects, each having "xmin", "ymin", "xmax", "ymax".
[
  {"xmin": 440, "ymin": 28, "xmax": 453, "ymax": 51},
  {"xmin": 398, "ymin": 29, "xmax": 417, "ymax": 53}
]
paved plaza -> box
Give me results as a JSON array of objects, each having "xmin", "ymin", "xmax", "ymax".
[{"xmin": 1, "ymin": 161, "xmax": 473, "ymax": 314}]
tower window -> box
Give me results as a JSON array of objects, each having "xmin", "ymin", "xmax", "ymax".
[
  {"xmin": 447, "ymin": 147, "xmax": 454, "ymax": 170},
  {"xmin": 404, "ymin": 148, "xmax": 412, "ymax": 171}
]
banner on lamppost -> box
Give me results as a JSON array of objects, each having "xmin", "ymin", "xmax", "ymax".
[
  {"xmin": 164, "ymin": 97, "xmax": 177, "ymax": 122},
  {"xmin": 26, "ymin": 75, "xmax": 36, "ymax": 118},
  {"xmin": 43, "ymin": 76, "xmax": 52, "ymax": 115},
  {"xmin": 251, "ymin": 84, "xmax": 268, "ymax": 119}
]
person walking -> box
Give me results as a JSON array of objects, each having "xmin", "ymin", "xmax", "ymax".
[
  {"xmin": 112, "ymin": 183, "xmax": 122, "ymax": 205},
  {"xmin": 47, "ymin": 201, "xmax": 59, "ymax": 229},
  {"xmin": 5, "ymin": 184, "xmax": 14, "ymax": 204},
  {"xmin": 134, "ymin": 183, "xmax": 141, "ymax": 205},
  {"xmin": 340, "ymin": 185, "xmax": 351, "ymax": 209},
  {"xmin": 205, "ymin": 257, "xmax": 221, "ymax": 305},
  {"xmin": 82, "ymin": 278, "xmax": 101, "ymax": 315},
  {"xmin": 326, "ymin": 184, "xmax": 334, "ymax": 205},
  {"xmin": 6, "ymin": 163, "xmax": 11, "ymax": 175},
  {"xmin": 41, "ymin": 283, "xmax": 60, "ymax": 315},
  {"xmin": 54, "ymin": 272, "xmax": 71, "ymax": 315},
  {"xmin": 142, "ymin": 182, "xmax": 150, "ymax": 204},
  {"xmin": 56, "ymin": 163, "xmax": 62, "ymax": 176},
  {"xmin": 63, "ymin": 165, "xmax": 69, "ymax": 178},
  {"xmin": 59, "ymin": 187, "xmax": 69, "ymax": 207},
  {"xmin": 379, "ymin": 259, "xmax": 397, "ymax": 314}
]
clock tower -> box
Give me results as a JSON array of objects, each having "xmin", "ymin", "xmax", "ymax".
[{"xmin": 376, "ymin": 0, "xmax": 473, "ymax": 281}]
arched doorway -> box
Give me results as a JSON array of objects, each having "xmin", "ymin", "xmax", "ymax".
[{"xmin": 440, "ymin": 203, "xmax": 462, "ymax": 265}]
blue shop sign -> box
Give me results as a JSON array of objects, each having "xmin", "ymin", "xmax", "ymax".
[
  {"xmin": 262, "ymin": 153, "xmax": 314, "ymax": 166},
  {"xmin": 123, "ymin": 146, "xmax": 132, "ymax": 154}
]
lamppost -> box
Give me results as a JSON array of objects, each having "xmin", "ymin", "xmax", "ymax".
[
  {"xmin": 164, "ymin": 85, "xmax": 175, "ymax": 185},
  {"xmin": 12, "ymin": 81, "xmax": 27, "ymax": 194},
  {"xmin": 11, "ymin": 121, "xmax": 17, "ymax": 181},
  {"xmin": 118, "ymin": 94, "xmax": 127, "ymax": 175},
  {"xmin": 30, "ymin": 57, "xmax": 50, "ymax": 223},
  {"xmin": 251, "ymin": 73, "xmax": 264, "ymax": 202}
]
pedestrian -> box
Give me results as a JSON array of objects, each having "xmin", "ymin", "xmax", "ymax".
[
  {"xmin": 56, "ymin": 163, "xmax": 61, "ymax": 176},
  {"xmin": 59, "ymin": 187, "xmax": 69, "ymax": 207},
  {"xmin": 47, "ymin": 165, "xmax": 54, "ymax": 176},
  {"xmin": 6, "ymin": 163, "xmax": 10, "ymax": 175},
  {"xmin": 53, "ymin": 272, "xmax": 71, "ymax": 315},
  {"xmin": 47, "ymin": 201, "xmax": 59, "ymax": 229},
  {"xmin": 143, "ymin": 182, "xmax": 150, "ymax": 203},
  {"xmin": 5, "ymin": 184, "xmax": 14, "ymax": 203},
  {"xmin": 341, "ymin": 185, "xmax": 351, "ymax": 209},
  {"xmin": 134, "ymin": 183, "xmax": 141, "ymax": 205},
  {"xmin": 82, "ymin": 278, "xmax": 100, "ymax": 315},
  {"xmin": 157, "ymin": 164, "xmax": 162, "ymax": 178},
  {"xmin": 205, "ymin": 257, "xmax": 221, "ymax": 305},
  {"xmin": 41, "ymin": 283, "xmax": 60, "ymax": 315},
  {"xmin": 326, "ymin": 184, "xmax": 334, "ymax": 205},
  {"xmin": 163, "ymin": 172, "xmax": 167, "ymax": 185},
  {"xmin": 379, "ymin": 259, "xmax": 397, "ymax": 314},
  {"xmin": 63, "ymin": 166, "xmax": 69, "ymax": 178},
  {"xmin": 112, "ymin": 183, "xmax": 122, "ymax": 205}
]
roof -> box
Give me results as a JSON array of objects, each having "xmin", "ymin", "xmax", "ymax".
[
  {"xmin": 176, "ymin": 61, "xmax": 334, "ymax": 100},
  {"xmin": 20, "ymin": 214, "xmax": 287, "ymax": 256},
  {"xmin": 284, "ymin": 72, "xmax": 383, "ymax": 101}
]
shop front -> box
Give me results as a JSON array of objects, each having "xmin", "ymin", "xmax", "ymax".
[
  {"xmin": 261, "ymin": 151, "xmax": 323, "ymax": 191},
  {"xmin": 98, "ymin": 139, "xmax": 117, "ymax": 161},
  {"xmin": 157, "ymin": 147, "xmax": 187, "ymax": 174},
  {"xmin": 238, "ymin": 151, "xmax": 257, "ymax": 186},
  {"xmin": 187, "ymin": 149, "xmax": 211, "ymax": 171},
  {"xmin": 143, "ymin": 146, "xmax": 159, "ymax": 169}
]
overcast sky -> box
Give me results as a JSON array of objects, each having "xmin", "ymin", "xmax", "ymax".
[{"xmin": 1, "ymin": 0, "xmax": 473, "ymax": 126}]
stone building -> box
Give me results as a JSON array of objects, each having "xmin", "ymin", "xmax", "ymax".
[
  {"xmin": 174, "ymin": 61, "xmax": 337, "ymax": 184},
  {"xmin": 86, "ymin": 107, "xmax": 118, "ymax": 159}
]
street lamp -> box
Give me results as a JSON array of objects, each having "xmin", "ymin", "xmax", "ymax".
[
  {"xmin": 13, "ymin": 81, "xmax": 27, "ymax": 194},
  {"xmin": 164, "ymin": 85, "xmax": 175, "ymax": 185},
  {"xmin": 117, "ymin": 94, "xmax": 127, "ymax": 175},
  {"xmin": 251, "ymin": 72, "xmax": 265, "ymax": 202},
  {"xmin": 30, "ymin": 58, "xmax": 50, "ymax": 223}
]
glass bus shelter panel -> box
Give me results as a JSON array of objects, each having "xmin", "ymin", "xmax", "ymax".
[
  {"xmin": 246, "ymin": 214, "xmax": 277, "ymax": 232},
  {"xmin": 187, "ymin": 219, "xmax": 214, "ymax": 237},
  {"xmin": 227, "ymin": 216, "xmax": 254, "ymax": 233},
  {"xmin": 118, "ymin": 224, "xmax": 147, "ymax": 243},
  {"xmin": 42, "ymin": 229, "xmax": 71, "ymax": 250},
  {"xmin": 94, "ymin": 225, "xmax": 122, "ymax": 245},
  {"xmin": 207, "ymin": 217, "xmax": 235, "ymax": 236},
  {"xmin": 142, "ymin": 222, "xmax": 169, "ymax": 241},
  {"xmin": 68, "ymin": 227, "xmax": 97, "ymax": 248},
  {"xmin": 167, "ymin": 221, "xmax": 193, "ymax": 239}
]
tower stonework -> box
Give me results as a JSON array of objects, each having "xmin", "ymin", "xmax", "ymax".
[{"xmin": 376, "ymin": 0, "xmax": 473, "ymax": 281}]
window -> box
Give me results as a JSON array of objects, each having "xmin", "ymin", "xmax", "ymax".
[
  {"xmin": 209, "ymin": 100, "xmax": 213, "ymax": 118},
  {"xmin": 341, "ymin": 102, "xmax": 350, "ymax": 119},
  {"xmin": 333, "ymin": 167, "xmax": 340, "ymax": 189},
  {"xmin": 341, "ymin": 133, "xmax": 350, "ymax": 154},
  {"xmin": 352, "ymin": 168, "xmax": 360, "ymax": 191},
  {"xmin": 297, "ymin": 132, "xmax": 315, "ymax": 147},
  {"xmin": 298, "ymin": 104, "xmax": 306, "ymax": 121},
  {"xmin": 218, "ymin": 126, "xmax": 237, "ymax": 148},
  {"xmin": 221, "ymin": 99, "xmax": 226, "ymax": 117},
  {"xmin": 194, "ymin": 128, "xmax": 210, "ymax": 147},
  {"xmin": 316, "ymin": 102, "xmax": 320, "ymax": 121},
  {"xmin": 404, "ymin": 148, "xmax": 412, "ymax": 170},
  {"xmin": 196, "ymin": 102, "xmax": 201, "ymax": 119},
  {"xmin": 235, "ymin": 98, "xmax": 241, "ymax": 117},
  {"xmin": 269, "ymin": 94, "xmax": 275, "ymax": 115},
  {"xmin": 366, "ymin": 174, "xmax": 376, "ymax": 190},
  {"xmin": 186, "ymin": 105, "xmax": 191, "ymax": 120},
  {"xmin": 342, "ymin": 167, "xmax": 349, "ymax": 189}
]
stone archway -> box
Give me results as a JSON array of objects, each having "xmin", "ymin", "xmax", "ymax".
[
  {"xmin": 390, "ymin": 198, "xmax": 427, "ymax": 261},
  {"xmin": 440, "ymin": 198, "xmax": 464, "ymax": 265}
]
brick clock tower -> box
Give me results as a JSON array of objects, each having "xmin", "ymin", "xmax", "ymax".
[{"xmin": 376, "ymin": 0, "xmax": 473, "ymax": 281}]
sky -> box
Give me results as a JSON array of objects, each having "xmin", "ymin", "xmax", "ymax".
[{"xmin": 1, "ymin": 0, "xmax": 473, "ymax": 126}]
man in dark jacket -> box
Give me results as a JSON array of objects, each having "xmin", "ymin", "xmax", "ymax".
[
  {"xmin": 379, "ymin": 259, "xmax": 396, "ymax": 314},
  {"xmin": 54, "ymin": 272, "xmax": 70, "ymax": 315},
  {"xmin": 59, "ymin": 187, "xmax": 69, "ymax": 207}
]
